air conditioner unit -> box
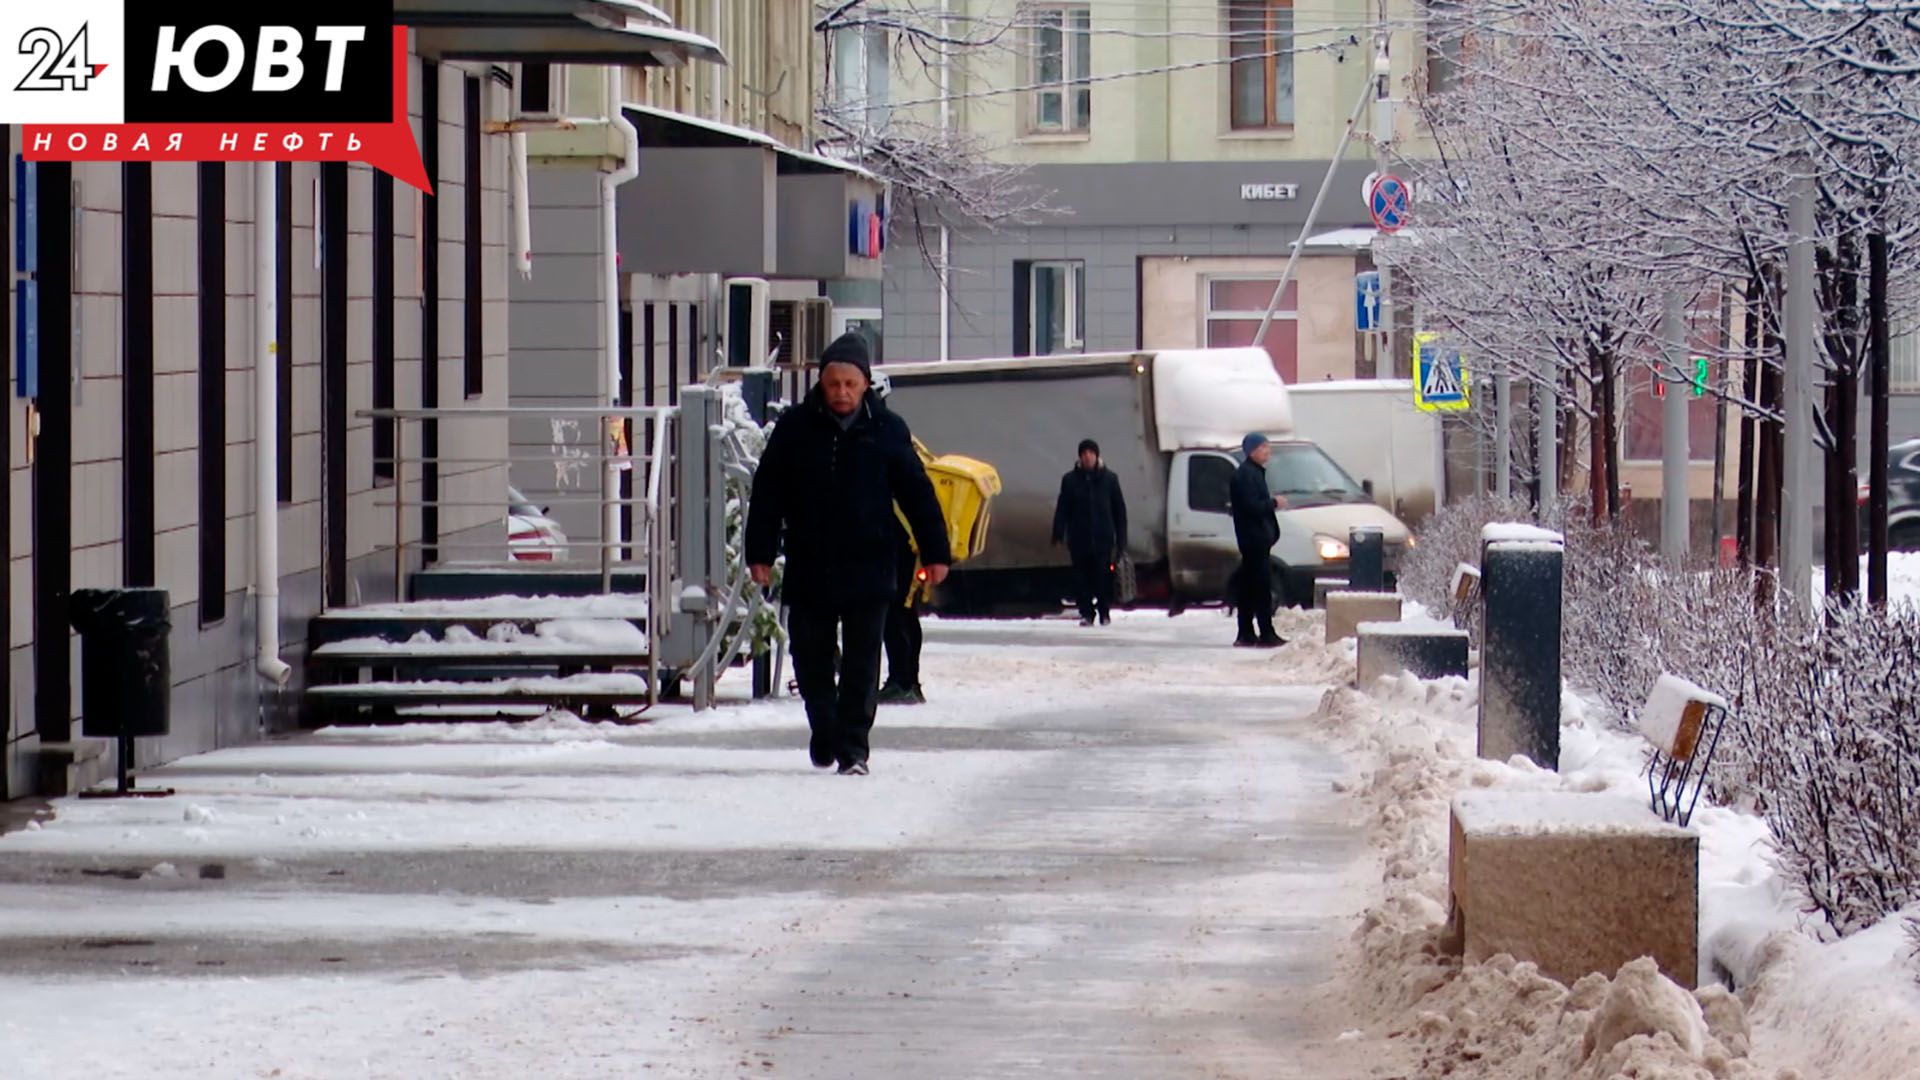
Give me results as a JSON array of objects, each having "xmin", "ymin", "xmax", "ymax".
[
  {"xmin": 515, "ymin": 62, "xmax": 566, "ymax": 120},
  {"xmin": 723, "ymin": 277, "xmax": 771, "ymax": 367}
]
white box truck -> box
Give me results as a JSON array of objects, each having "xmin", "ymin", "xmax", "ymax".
[{"xmin": 878, "ymin": 348, "xmax": 1411, "ymax": 614}]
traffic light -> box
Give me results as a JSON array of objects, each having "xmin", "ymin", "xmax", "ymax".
[{"xmin": 1692, "ymin": 357, "xmax": 1709, "ymax": 397}]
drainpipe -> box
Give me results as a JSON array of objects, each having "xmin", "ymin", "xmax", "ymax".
[
  {"xmin": 936, "ymin": 0, "xmax": 951, "ymax": 362},
  {"xmin": 511, "ymin": 131, "xmax": 532, "ymax": 279},
  {"xmin": 254, "ymin": 163, "xmax": 291, "ymax": 686},
  {"xmin": 603, "ymin": 71, "xmax": 641, "ymax": 563}
]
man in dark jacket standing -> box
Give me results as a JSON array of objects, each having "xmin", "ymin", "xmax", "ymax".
[
  {"xmin": 1230, "ymin": 433, "xmax": 1287, "ymax": 648},
  {"xmin": 746, "ymin": 334, "xmax": 951, "ymax": 774},
  {"xmin": 1052, "ymin": 439, "xmax": 1128, "ymax": 626}
]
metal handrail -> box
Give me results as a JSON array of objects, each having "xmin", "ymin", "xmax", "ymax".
[{"xmin": 355, "ymin": 404, "xmax": 672, "ymax": 599}]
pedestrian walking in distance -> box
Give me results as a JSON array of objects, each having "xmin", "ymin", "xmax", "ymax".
[
  {"xmin": 746, "ymin": 333, "xmax": 951, "ymax": 775},
  {"xmin": 1230, "ymin": 433, "xmax": 1287, "ymax": 648},
  {"xmin": 878, "ymin": 517, "xmax": 927, "ymax": 705},
  {"xmin": 1052, "ymin": 438, "xmax": 1128, "ymax": 626}
]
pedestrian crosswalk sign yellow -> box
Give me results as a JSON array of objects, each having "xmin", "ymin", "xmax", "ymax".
[{"xmin": 1412, "ymin": 332, "xmax": 1471, "ymax": 412}]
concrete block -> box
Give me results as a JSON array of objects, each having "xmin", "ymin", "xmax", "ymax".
[
  {"xmin": 1356, "ymin": 620, "xmax": 1470, "ymax": 685},
  {"xmin": 1313, "ymin": 577, "xmax": 1350, "ymax": 609},
  {"xmin": 1325, "ymin": 591, "xmax": 1402, "ymax": 642},
  {"xmin": 1445, "ymin": 791, "xmax": 1698, "ymax": 989}
]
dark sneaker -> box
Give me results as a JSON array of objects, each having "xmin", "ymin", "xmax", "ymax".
[
  {"xmin": 1098, "ymin": 612, "xmax": 1112, "ymax": 626},
  {"xmin": 1257, "ymin": 632, "xmax": 1287, "ymax": 648},
  {"xmin": 877, "ymin": 683, "xmax": 917, "ymax": 705},
  {"xmin": 1234, "ymin": 634, "xmax": 1259, "ymax": 648},
  {"xmin": 837, "ymin": 760, "xmax": 870, "ymax": 776},
  {"xmin": 809, "ymin": 735, "xmax": 836, "ymax": 769}
]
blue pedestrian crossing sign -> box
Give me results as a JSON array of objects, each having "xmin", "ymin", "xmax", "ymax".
[{"xmin": 1412, "ymin": 332, "xmax": 1470, "ymax": 412}]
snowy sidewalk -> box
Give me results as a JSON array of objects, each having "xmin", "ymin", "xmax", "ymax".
[{"xmin": 0, "ymin": 609, "xmax": 1390, "ymax": 1079}]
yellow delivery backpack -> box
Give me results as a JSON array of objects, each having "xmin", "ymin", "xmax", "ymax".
[{"xmin": 894, "ymin": 436, "xmax": 1001, "ymax": 605}]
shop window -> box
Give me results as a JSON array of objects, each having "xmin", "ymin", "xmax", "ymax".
[{"xmin": 1203, "ymin": 276, "xmax": 1297, "ymax": 382}]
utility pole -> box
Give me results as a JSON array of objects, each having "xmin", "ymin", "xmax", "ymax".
[
  {"xmin": 1372, "ymin": 0, "xmax": 1394, "ymax": 378},
  {"xmin": 1781, "ymin": 174, "xmax": 1816, "ymax": 604},
  {"xmin": 1537, "ymin": 369, "xmax": 1558, "ymax": 515},
  {"xmin": 1661, "ymin": 270, "xmax": 1690, "ymax": 565},
  {"xmin": 1868, "ymin": 232, "xmax": 1891, "ymax": 607},
  {"xmin": 1495, "ymin": 369, "xmax": 1512, "ymax": 498}
]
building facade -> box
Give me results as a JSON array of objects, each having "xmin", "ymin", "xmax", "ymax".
[
  {"xmin": 875, "ymin": 0, "xmax": 1436, "ymax": 380},
  {"xmin": 508, "ymin": 0, "xmax": 886, "ymax": 549},
  {"xmin": 3, "ymin": 8, "xmax": 721, "ymax": 801}
]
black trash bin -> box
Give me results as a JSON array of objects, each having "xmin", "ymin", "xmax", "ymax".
[{"xmin": 70, "ymin": 588, "xmax": 171, "ymax": 740}]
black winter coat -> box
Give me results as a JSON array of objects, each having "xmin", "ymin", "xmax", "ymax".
[
  {"xmin": 744, "ymin": 388, "xmax": 951, "ymax": 609},
  {"xmin": 1230, "ymin": 458, "xmax": 1280, "ymax": 555},
  {"xmin": 1052, "ymin": 464, "xmax": 1128, "ymax": 561}
]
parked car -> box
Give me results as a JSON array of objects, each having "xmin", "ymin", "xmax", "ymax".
[
  {"xmin": 1854, "ymin": 438, "xmax": 1920, "ymax": 552},
  {"xmin": 508, "ymin": 487, "xmax": 569, "ymax": 562}
]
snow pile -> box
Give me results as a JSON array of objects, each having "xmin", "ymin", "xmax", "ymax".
[
  {"xmin": 1405, "ymin": 954, "xmax": 1766, "ymax": 1079},
  {"xmin": 1314, "ymin": 664, "xmax": 1920, "ymax": 1078}
]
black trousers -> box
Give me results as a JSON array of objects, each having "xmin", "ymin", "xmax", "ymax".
[
  {"xmin": 788, "ymin": 601, "xmax": 889, "ymax": 766},
  {"xmin": 1234, "ymin": 549, "xmax": 1276, "ymax": 640},
  {"xmin": 1071, "ymin": 551, "xmax": 1114, "ymax": 620},
  {"xmin": 883, "ymin": 556, "xmax": 923, "ymax": 689}
]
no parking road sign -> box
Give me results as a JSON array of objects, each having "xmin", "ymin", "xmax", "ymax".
[
  {"xmin": 1368, "ymin": 174, "xmax": 1411, "ymax": 233},
  {"xmin": 1412, "ymin": 332, "xmax": 1470, "ymax": 412}
]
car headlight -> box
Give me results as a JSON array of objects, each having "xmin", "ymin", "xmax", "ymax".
[
  {"xmin": 1405, "ymin": 535, "xmax": 1419, "ymax": 549},
  {"xmin": 1315, "ymin": 534, "xmax": 1350, "ymax": 561}
]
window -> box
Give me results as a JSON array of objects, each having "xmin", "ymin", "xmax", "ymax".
[
  {"xmin": 1014, "ymin": 260, "xmax": 1085, "ymax": 357},
  {"xmin": 373, "ymin": 170, "xmax": 396, "ymax": 482},
  {"xmin": 464, "ymin": 76, "xmax": 484, "ymax": 398},
  {"xmin": 198, "ymin": 163, "xmax": 227, "ymax": 624},
  {"xmin": 1026, "ymin": 4, "xmax": 1091, "ymax": 133},
  {"xmin": 830, "ymin": 26, "xmax": 890, "ymax": 132},
  {"xmin": 1893, "ymin": 327, "xmax": 1920, "ymax": 392},
  {"xmin": 1204, "ymin": 276, "xmax": 1297, "ymax": 382},
  {"xmin": 1188, "ymin": 455, "xmax": 1236, "ymax": 514},
  {"xmin": 518, "ymin": 62, "xmax": 557, "ymax": 116},
  {"xmin": 123, "ymin": 162, "xmax": 155, "ymax": 587},
  {"xmin": 1228, "ymin": 0, "xmax": 1294, "ymax": 130}
]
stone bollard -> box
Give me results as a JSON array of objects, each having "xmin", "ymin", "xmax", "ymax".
[
  {"xmin": 1325, "ymin": 591, "xmax": 1402, "ymax": 643},
  {"xmin": 1312, "ymin": 577, "xmax": 1351, "ymax": 609},
  {"xmin": 1356, "ymin": 619, "xmax": 1470, "ymax": 685},
  {"xmin": 1348, "ymin": 526, "xmax": 1386, "ymax": 591},
  {"xmin": 1477, "ymin": 525, "xmax": 1564, "ymax": 769}
]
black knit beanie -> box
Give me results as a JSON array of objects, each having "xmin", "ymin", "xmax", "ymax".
[
  {"xmin": 1078, "ymin": 438, "xmax": 1100, "ymax": 457},
  {"xmin": 818, "ymin": 332, "xmax": 872, "ymax": 380}
]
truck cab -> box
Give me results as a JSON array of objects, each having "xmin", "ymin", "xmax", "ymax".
[{"xmin": 1167, "ymin": 439, "xmax": 1411, "ymax": 607}]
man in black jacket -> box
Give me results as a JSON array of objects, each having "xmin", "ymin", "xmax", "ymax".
[
  {"xmin": 1052, "ymin": 438, "xmax": 1128, "ymax": 626},
  {"xmin": 746, "ymin": 334, "xmax": 951, "ymax": 774},
  {"xmin": 1230, "ymin": 433, "xmax": 1287, "ymax": 648}
]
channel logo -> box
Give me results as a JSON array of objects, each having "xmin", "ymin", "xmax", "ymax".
[{"xmin": 1, "ymin": 2, "xmax": 430, "ymax": 191}]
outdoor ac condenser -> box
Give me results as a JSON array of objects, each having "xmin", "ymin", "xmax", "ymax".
[{"xmin": 723, "ymin": 277, "xmax": 770, "ymax": 368}]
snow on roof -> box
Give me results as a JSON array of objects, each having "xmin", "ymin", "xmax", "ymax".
[
  {"xmin": 623, "ymin": 105, "xmax": 879, "ymax": 181},
  {"xmin": 1290, "ymin": 378, "xmax": 1416, "ymax": 393},
  {"xmin": 1357, "ymin": 616, "xmax": 1465, "ymax": 637},
  {"xmin": 1481, "ymin": 523, "xmax": 1565, "ymax": 545},
  {"xmin": 1152, "ymin": 348, "xmax": 1295, "ymax": 450},
  {"xmin": 1299, "ymin": 227, "xmax": 1380, "ymax": 249}
]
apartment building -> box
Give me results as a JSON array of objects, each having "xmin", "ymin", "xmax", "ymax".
[
  {"xmin": 3, "ymin": 10, "xmax": 720, "ymax": 801},
  {"xmin": 872, "ymin": 0, "xmax": 1435, "ymax": 381},
  {"xmin": 508, "ymin": 0, "xmax": 888, "ymax": 549}
]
